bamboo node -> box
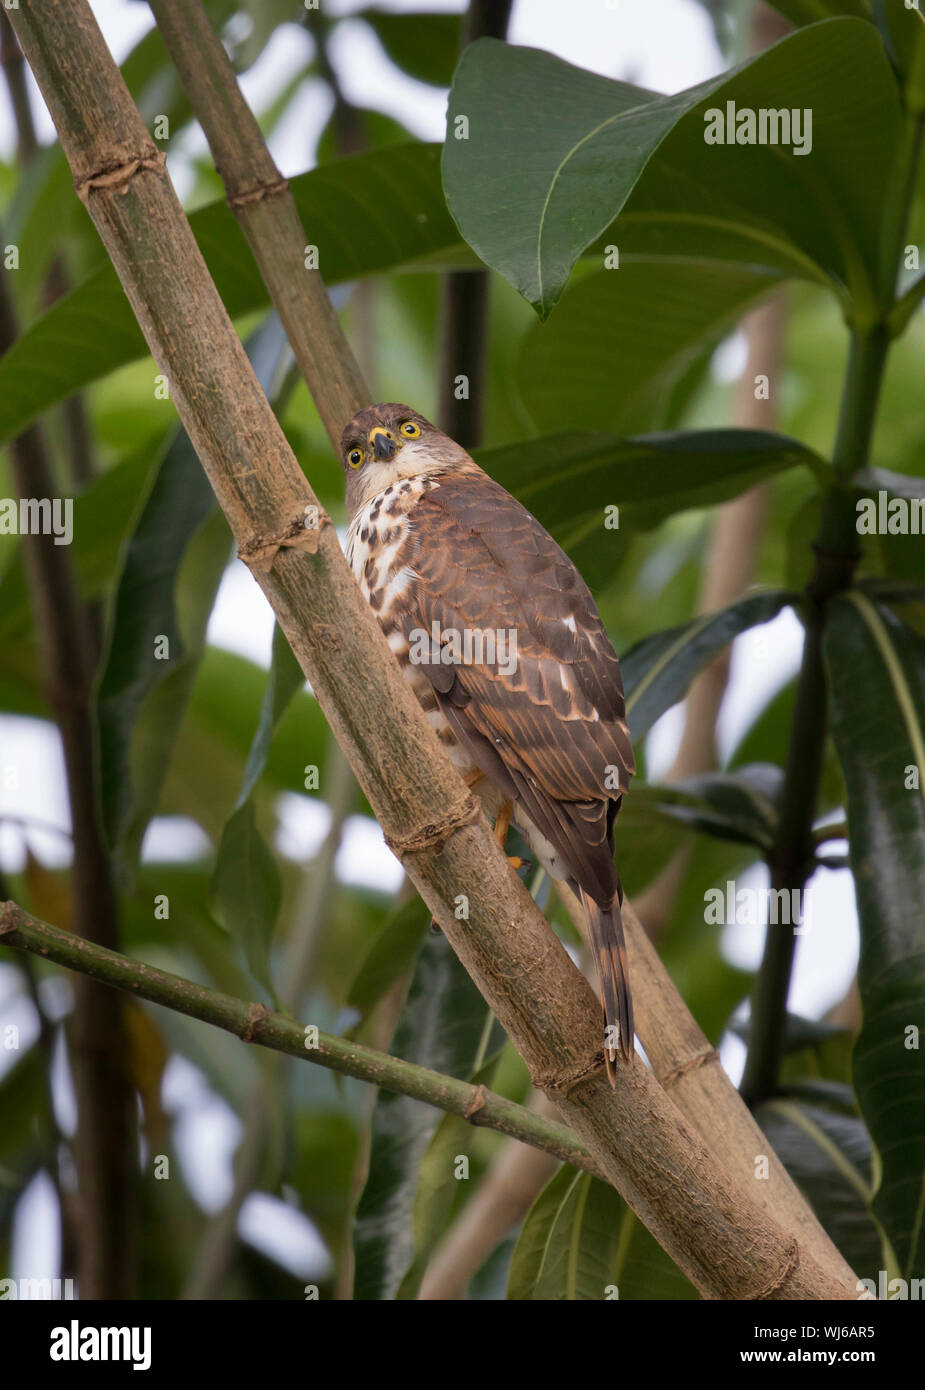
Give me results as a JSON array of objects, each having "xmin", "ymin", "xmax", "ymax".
[
  {"xmin": 745, "ymin": 1239, "xmax": 800, "ymax": 1299},
  {"xmin": 228, "ymin": 175, "xmax": 289, "ymax": 208},
  {"xmin": 533, "ymin": 1051, "xmax": 607, "ymax": 1096},
  {"xmin": 75, "ymin": 146, "xmax": 165, "ymax": 201},
  {"xmin": 464, "ymin": 1085, "xmax": 487, "ymax": 1120},
  {"xmin": 660, "ymin": 1048, "xmax": 721, "ymax": 1088},
  {"xmin": 384, "ymin": 794, "xmax": 481, "ymax": 858},
  {"xmin": 242, "ymin": 1002, "xmax": 269, "ymax": 1043},
  {"xmin": 238, "ymin": 508, "xmax": 333, "ymax": 573}
]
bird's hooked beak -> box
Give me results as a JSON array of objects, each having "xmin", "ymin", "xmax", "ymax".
[{"xmin": 369, "ymin": 426, "xmax": 399, "ymax": 462}]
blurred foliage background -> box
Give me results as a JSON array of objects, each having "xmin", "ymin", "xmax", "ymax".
[{"xmin": 1, "ymin": 0, "xmax": 924, "ymax": 1300}]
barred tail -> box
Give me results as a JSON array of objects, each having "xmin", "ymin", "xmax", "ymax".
[{"xmin": 581, "ymin": 887, "xmax": 634, "ymax": 1084}]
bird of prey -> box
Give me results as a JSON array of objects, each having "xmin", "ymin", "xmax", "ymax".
[{"xmin": 340, "ymin": 403, "xmax": 636, "ymax": 1078}]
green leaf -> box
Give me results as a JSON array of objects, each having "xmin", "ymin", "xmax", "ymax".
[
  {"xmin": 209, "ymin": 623, "xmax": 306, "ymax": 996},
  {"xmin": 97, "ymin": 504, "xmax": 229, "ymax": 864},
  {"xmin": 648, "ymin": 763, "xmax": 784, "ymax": 850},
  {"xmin": 621, "ymin": 589, "xmax": 795, "ymax": 741},
  {"xmin": 395, "ymin": 1049, "xmax": 502, "ymax": 1300},
  {"xmin": 479, "ymin": 428, "xmax": 824, "ymax": 545},
  {"xmin": 872, "ymin": 1, "xmax": 925, "ymax": 107},
  {"xmin": 96, "ymin": 317, "xmax": 289, "ymax": 869},
  {"xmin": 0, "ymin": 447, "xmax": 159, "ymax": 644},
  {"xmin": 347, "ymin": 897, "xmax": 431, "ymax": 1016},
  {"xmin": 209, "ymin": 798, "xmax": 281, "ymax": 1000},
  {"xmin": 359, "ymin": 8, "xmax": 463, "ymax": 87},
  {"xmin": 824, "ymin": 590, "xmax": 925, "ymax": 1278},
  {"xmin": 756, "ymin": 1097, "xmax": 882, "ymax": 1282},
  {"xmin": 764, "ymin": 0, "xmax": 869, "ymax": 25},
  {"xmin": 352, "ymin": 930, "xmax": 491, "ymax": 1300},
  {"xmin": 0, "ymin": 143, "xmax": 461, "ymax": 444},
  {"xmin": 507, "ymin": 1165, "xmax": 696, "ymax": 1300},
  {"xmin": 515, "ymin": 267, "xmax": 786, "ymax": 442},
  {"xmin": 443, "ymin": 21, "xmax": 899, "ymax": 318},
  {"xmin": 235, "ymin": 624, "xmax": 306, "ymax": 808}
]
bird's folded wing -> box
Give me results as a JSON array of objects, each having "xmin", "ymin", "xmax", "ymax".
[{"xmin": 398, "ymin": 468, "xmax": 635, "ymax": 805}]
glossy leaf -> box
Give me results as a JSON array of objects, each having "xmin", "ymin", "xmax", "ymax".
[
  {"xmin": 479, "ymin": 428, "xmax": 825, "ymax": 539},
  {"xmin": 209, "ymin": 624, "xmax": 306, "ymax": 996},
  {"xmin": 359, "ymin": 8, "xmax": 463, "ymax": 87},
  {"xmin": 0, "ymin": 143, "xmax": 461, "ymax": 444},
  {"xmin": 824, "ymin": 590, "xmax": 925, "ymax": 1278},
  {"xmin": 347, "ymin": 897, "xmax": 431, "ymax": 1017},
  {"xmin": 352, "ymin": 930, "xmax": 491, "ymax": 1300},
  {"xmin": 621, "ymin": 589, "xmax": 795, "ymax": 741},
  {"xmin": 649, "ymin": 763, "xmax": 784, "ymax": 850},
  {"xmin": 764, "ymin": 0, "xmax": 868, "ymax": 24},
  {"xmin": 396, "ymin": 1048, "xmax": 503, "ymax": 1300},
  {"xmin": 443, "ymin": 22, "xmax": 899, "ymax": 317},
  {"xmin": 96, "ymin": 319, "xmax": 289, "ymax": 867},
  {"xmin": 515, "ymin": 265, "xmax": 781, "ymax": 436},
  {"xmin": 756, "ymin": 1097, "xmax": 881, "ymax": 1281},
  {"xmin": 507, "ymin": 1165, "xmax": 696, "ymax": 1301}
]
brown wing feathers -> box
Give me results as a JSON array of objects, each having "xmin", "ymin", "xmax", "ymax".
[{"xmin": 403, "ymin": 466, "xmax": 634, "ymax": 918}]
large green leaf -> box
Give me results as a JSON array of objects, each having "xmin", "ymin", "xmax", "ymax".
[
  {"xmin": 872, "ymin": 0, "xmax": 925, "ymax": 103},
  {"xmin": 443, "ymin": 21, "xmax": 899, "ymax": 318},
  {"xmin": 648, "ymin": 763, "xmax": 784, "ymax": 851},
  {"xmin": 479, "ymin": 427, "xmax": 824, "ymax": 538},
  {"xmin": 352, "ymin": 928, "xmax": 490, "ymax": 1300},
  {"xmin": 765, "ymin": 0, "xmax": 869, "ymax": 25},
  {"xmin": 0, "ymin": 143, "xmax": 462, "ymax": 445},
  {"xmin": 514, "ymin": 266, "xmax": 782, "ymax": 438},
  {"xmin": 507, "ymin": 1165, "xmax": 696, "ymax": 1300},
  {"xmin": 0, "ymin": 446, "xmax": 159, "ymax": 643},
  {"xmin": 824, "ymin": 590, "xmax": 925, "ymax": 1278},
  {"xmin": 3, "ymin": 10, "xmax": 236, "ymax": 318},
  {"xmin": 358, "ymin": 7, "xmax": 463, "ymax": 87},
  {"xmin": 756, "ymin": 1095, "xmax": 882, "ymax": 1282},
  {"xmin": 209, "ymin": 624, "xmax": 305, "ymax": 996},
  {"xmin": 395, "ymin": 1045, "xmax": 504, "ymax": 1300},
  {"xmin": 621, "ymin": 588, "xmax": 795, "ymax": 740},
  {"xmin": 96, "ymin": 318, "xmax": 288, "ymax": 869},
  {"xmin": 347, "ymin": 897, "xmax": 431, "ymax": 1018}
]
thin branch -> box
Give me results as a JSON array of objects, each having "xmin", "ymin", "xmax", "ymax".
[
  {"xmin": 8, "ymin": 0, "xmax": 860, "ymax": 1298},
  {"xmin": 0, "ymin": 268, "xmax": 135, "ymax": 1297},
  {"xmin": 147, "ymin": 0, "xmax": 369, "ymax": 448},
  {"xmin": 0, "ymin": 901, "xmax": 601, "ymax": 1177},
  {"xmin": 0, "ymin": 8, "xmax": 37, "ymax": 162}
]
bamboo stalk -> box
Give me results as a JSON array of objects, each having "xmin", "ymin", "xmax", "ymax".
[
  {"xmin": 147, "ymin": 0, "xmax": 368, "ymax": 448},
  {"xmin": 147, "ymin": 0, "xmax": 838, "ymax": 1279},
  {"xmin": 8, "ymin": 0, "xmax": 860, "ymax": 1298},
  {"xmin": 143, "ymin": 0, "xmax": 850, "ymax": 1289}
]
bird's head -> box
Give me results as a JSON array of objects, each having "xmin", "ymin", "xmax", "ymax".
[{"xmin": 339, "ymin": 403, "xmax": 469, "ymax": 514}]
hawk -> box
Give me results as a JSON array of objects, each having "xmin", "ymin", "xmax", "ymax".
[{"xmin": 341, "ymin": 404, "xmax": 636, "ymax": 1078}]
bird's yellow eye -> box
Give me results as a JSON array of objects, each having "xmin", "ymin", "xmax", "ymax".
[
  {"xmin": 347, "ymin": 448, "xmax": 364, "ymax": 469},
  {"xmin": 399, "ymin": 421, "xmax": 421, "ymax": 439}
]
